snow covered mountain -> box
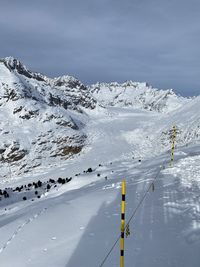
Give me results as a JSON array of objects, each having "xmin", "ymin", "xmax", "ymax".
[
  {"xmin": 89, "ymin": 81, "xmax": 199, "ymax": 158},
  {"xmin": 1, "ymin": 57, "xmax": 96, "ymax": 111},
  {"xmin": 90, "ymin": 81, "xmax": 188, "ymax": 112},
  {"xmin": 0, "ymin": 57, "xmax": 199, "ymax": 267},
  {"xmin": 0, "ymin": 57, "xmax": 96, "ymax": 178},
  {"xmin": 0, "ymin": 56, "xmax": 197, "ymax": 179}
]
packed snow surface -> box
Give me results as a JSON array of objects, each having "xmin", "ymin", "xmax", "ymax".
[{"xmin": 0, "ymin": 104, "xmax": 199, "ymax": 267}]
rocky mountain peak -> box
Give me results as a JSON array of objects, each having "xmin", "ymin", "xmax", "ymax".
[
  {"xmin": 53, "ymin": 75, "xmax": 83, "ymax": 88},
  {"xmin": 89, "ymin": 80, "xmax": 187, "ymax": 112},
  {"xmin": 1, "ymin": 57, "xmax": 46, "ymax": 82},
  {"xmin": 0, "ymin": 57, "xmax": 97, "ymax": 111},
  {"xmin": 3, "ymin": 57, "xmax": 22, "ymax": 69}
]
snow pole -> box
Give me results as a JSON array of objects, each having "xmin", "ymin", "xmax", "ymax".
[
  {"xmin": 170, "ymin": 125, "xmax": 177, "ymax": 166},
  {"xmin": 120, "ymin": 180, "xmax": 126, "ymax": 267}
]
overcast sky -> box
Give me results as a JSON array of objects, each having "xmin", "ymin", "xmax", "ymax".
[{"xmin": 0, "ymin": 0, "xmax": 200, "ymax": 96}]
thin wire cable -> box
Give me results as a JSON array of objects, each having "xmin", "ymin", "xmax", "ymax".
[
  {"xmin": 126, "ymin": 164, "xmax": 163, "ymax": 226},
  {"xmin": 99, "ymin": 236, "xmax": 121, "ymax": 267},
  {"xmin": 98, "ymin": 163, "xmax": 165, "ymax": 267}
]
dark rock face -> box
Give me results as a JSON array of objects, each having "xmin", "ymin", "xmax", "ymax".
[
  {"xmin": 2, "ymin": 142, "xmax": 27, "ymax": 163},
  {"xmin": 3, "ymin": 58, "xmax": 46, "ymax": 82}
]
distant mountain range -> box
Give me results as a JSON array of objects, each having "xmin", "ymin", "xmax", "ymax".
[
  {"xmin": 0, "ymin": 57, "xmax": 198, "ymax": 178},
  {"xmin": 90, "ymin": 81, "xmax": 189, "ymax": 112}
]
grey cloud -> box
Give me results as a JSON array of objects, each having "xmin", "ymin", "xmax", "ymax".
[{"xmin": 0, "ymin": 0, "xmax": 199, "ymax": 96}]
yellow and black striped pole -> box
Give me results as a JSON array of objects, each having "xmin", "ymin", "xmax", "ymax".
[
  {"xmin": 120, "ymin": 180, "xmax": 126, "ymax": 267},
  {"xmin": 170, "ymin": 125, "xmax": 177, "ymax": 166}
]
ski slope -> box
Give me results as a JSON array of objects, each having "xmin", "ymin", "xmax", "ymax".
[{"xmin": 0, "ymin": 104, "xmax": 199, "ymax": 267}]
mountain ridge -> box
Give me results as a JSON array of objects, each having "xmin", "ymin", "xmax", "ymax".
[
  {"xmin": 1, "ymin": 56, "xmax": 193, "ymax": 112},
  {"xmin": 0, "ymin": 56, "xmax": 198, "ymax": 179},
  {"xmin": 89, "ymin": 81, "xmax": 190, "ymax": 112}
]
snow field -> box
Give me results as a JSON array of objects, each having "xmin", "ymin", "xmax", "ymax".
[{"xmin": 0, "ymin": 102, "xmax": 199, "ymax": 266}]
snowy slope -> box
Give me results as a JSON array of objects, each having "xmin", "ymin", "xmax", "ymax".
[
  {"xmin": 0, "ymin": 106, "xmax": 199, "ymax": 267},
  {"xmin": 153, "ymin": 95, "xmax": 200, "ymax": 153},
  {"xmin": 0, "ymin": 57, "xmax": 199, "ymax": 267},
  {"xmin": 0, "ymin": 57, "xmax": 96, "ymax": 178},
  {"xmin": 90, "ymin": 81, "xmax": 189, "ymax": 112}
]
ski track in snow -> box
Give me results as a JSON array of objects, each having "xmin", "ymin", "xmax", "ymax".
[{"xmin": 0, "ymin": 207, "xmax": 47, "ymax": 254}]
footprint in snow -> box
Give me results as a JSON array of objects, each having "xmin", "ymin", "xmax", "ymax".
[
  {"xmin": 102, "ymin": 181, "xmax": 123, "ymax": 190},
  {"xmin": 102, "ymin": 184, "xmax": 115, "ymax": 190}
]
